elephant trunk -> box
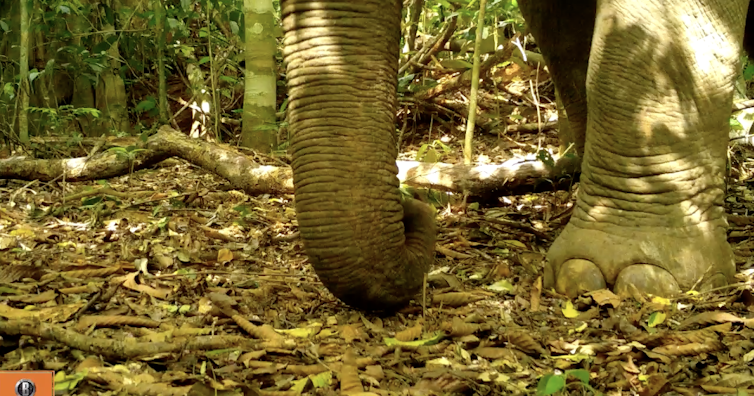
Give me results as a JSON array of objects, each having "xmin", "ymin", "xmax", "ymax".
[{"xmin": 281, "ymin": 0, "xmax": 436, "ymax": 310}]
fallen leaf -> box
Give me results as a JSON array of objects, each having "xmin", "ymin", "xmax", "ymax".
[
  {"xmin": 433, "ymin": 292, "xmax": 487, "ymax": 307},
  {"xmin": 395, "ymin": 323, "xmax": 423, "ymax": 342},
  {"xmin": 114, "ymin": 272, "xmax": 172, "ymax": 300},
  {"xmin": 588, "ymin": 289, "xmax": 621, "ymax": 308},
  {"xmin": 340, "ymin": 324, "xmax": 365, "ymax": 343},
  {"xmin": 217, "ymin": 248, "xmax": 233, "ymax": 264},
  {"xmin": 647, "ymin": 312, "xmax": 666, "ymax": 328},
  {"xmin": 562, "ymin": 301, "xmax": 579, "ymax": 319},
  {"xmin": 486, "ymin": 279, "xmax": 514, "ymax": 293},
  {"xmin": 530, "ymin": 276, "xmax": 542, "ymax": 312}
]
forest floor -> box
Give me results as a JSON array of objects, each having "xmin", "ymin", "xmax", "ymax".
[{"xmin": 3, "ymin": 69, "xmax": 754, "ymax": 396}]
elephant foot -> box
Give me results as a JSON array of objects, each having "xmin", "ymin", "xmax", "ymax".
[{"xmin": 546, "ymin": 223, "xmax": 734, "ymax": 298}]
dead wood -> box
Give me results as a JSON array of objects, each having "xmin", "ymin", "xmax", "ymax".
[
  {"xmin": 400, "ymin": 14, "xmax": 458, "ymax": 75},
  {"xmin": 0, "ymin": 318, "xmax": 273, "ymax": 360},
  {"xmin": 144, "ymin": 126, "xmax": 294, "ymax": 195},
  {"xmin": 732, "ymin": 99, "xmax": 754, "ymax": 111},
  {"xmin": 1, "ymin": 125, "xmax": 581, "ymax": 197},
  {"xmin": 0, "ymin": 148, "xmax": 171, "ymax": 182},
  {"xmin": 397, "ymin": 154, "xmax": 580, "ymax": 196}
]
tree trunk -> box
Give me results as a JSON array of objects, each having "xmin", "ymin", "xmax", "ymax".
[{"xmin": 241, "ymin": 0, "xmax": 278, "ymax": 152}]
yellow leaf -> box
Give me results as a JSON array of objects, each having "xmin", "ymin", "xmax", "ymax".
[
  {"xmin": 650, "ymin": 296, "xmax": 671, "ymax": 306},
  {"xmin": 384, "ymin": 331, "xmax": 444, "ymax": 347},
  {"xmin": 290, "ymin": 377, "xmax": 311, "ymax": 393},
  {"xmin": 561, "ymin": 301, "xmax": 580, "ymax": 319},
  {"xmin": 552, "ymin": 353, "xmax": 590, "ymax": 362},
  {"xmin": 276, "ymin": 324, "xmax": 321, "ymax": 338},
  {"xmin": 647, "ymin": 312, "xmax": 666, "ymax": 328},
  {"xmin": 217, "ymin": 248, "xmax": 233, "ymax": 264},
  {"xmin": 10, "ymin": 228, "xmax": 35, "ymax": 238},
  {"xmin": 317, "ymin": 329, "xmax": 337, "ymax": 338}
]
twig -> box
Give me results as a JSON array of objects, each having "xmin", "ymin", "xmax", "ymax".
[
  {"xmin": 480, "ymin": 216, "xmax": 551, "ymax": 240},
  {"xmin": 399, "ymin": 15, "xmax": 458, "ymax": 75},
  {"xmin": 414, "ymin": 35, "xmax": 519, "ymax": 101}
]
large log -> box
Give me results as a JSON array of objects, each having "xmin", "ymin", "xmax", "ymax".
[{"xmin": 0, "ymin": 126, "xmax": 580, "ymax": 197}]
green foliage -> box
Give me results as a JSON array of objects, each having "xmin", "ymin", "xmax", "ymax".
[
  {"xmin": 28, "ymin": 105, "xmax": 101, "ymax": 134},
  {"xmin": 536, "ymin": 148, "xmax": 556, "ymax": 171},
  {"xmin": 421, "ymin": 0, "xmax": 524, "ymax": 44},
  {"xmin": 135, "ymin": 96, "xmax": 158, "ymax": 116},
  {"xmin": 106, "ymin": 145, "xmax": 147, "ymax": 176},
  {"xmin": 54, "ymin": 370, "xmax": 87, "ymax": 394},
  {"xmin": 536, "ymin": 369, "xmax": 599, "ymax": 396},
  {"xmin": 731, "ymin": 117, "xmax": 744, "ymax": 131},
  {"xmin": 232, "ymin": 204, "xmax": 256, "ymax": 227},
  {"xmin": 744, "ymin": 63, "xmax": 754, "ymax": 82},
  {"xmin": 416, "ymin": 139, "xmax": 452, "ymax": 163}
]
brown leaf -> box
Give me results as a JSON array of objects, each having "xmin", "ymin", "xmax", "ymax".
[
  {"xmin": 285, "ymin": 364, "xmax": 328, "ymax": 376},
  {"xmin": 436, "ymin": 245, "xmax": 472, "ymax": 259},
  {"xmin": 433, "ymin": 292, "xmax": 487, "ymax": 307},
  {"xmin": 501, "ymin": 329, "xmax": 546, "ymax": 355},
  {"xmin": 473, "ymin": 347, "xmax": 517, "ymax": 360},
  {"xmin": 341, "ymin": 324, "xmax": 366, "ymax": 343},
  {"xmin": 115, "ymin": 272, "xmax": 171, "ymax": 300},
  {"xmin": 364, "ymin": 365, "xmax": 384, "ymax": 381},
  {"xmin": 679, "ymin": 311, "xmax": 745, "ymax": 329},
  {"xmin": 395, "ymin": 323, "xmax": 423, "ymax": 342},
  {"xmin": 0, "ymin": 264, "xmax": 43, "ymax": 283},
  {"xmin": 638, "ymin": 374, "xmax": 669, "ymax": 396},
  {"xmin": 217, "ymin": 248, "xmax": 234, "ymax": 264},
  {"xmin": 530, "ymin": 276, "xmax": 542, "ymax": 312},
  {"xmin": 339, "ymin": 364, "xmax": 363, "ymax": 394},
  {"xmin": 444, "ymin": 317, "xmax": 479, "ymax": 337},
  {"xmin": 4, "ymin": 289, "xmax": 57, "ymax": 303},
  {"xmin": 700, "ymin": 385, "xmax": 738, "ymax": 394},
  {"xmin": 0, "ymin": 302, "xmax": 84, "ymax": 323},
  {"xmin": 652, "ymin": 341, "xmax": 724, "ymax": 356},
  {"xmin": 588, "ymin": 289, "xmax": 622, "ymax": 308}
]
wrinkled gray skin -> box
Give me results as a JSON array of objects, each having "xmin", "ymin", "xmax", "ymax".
[
  {"xmin": 281, "ymin": 1, "xmax": 436, "ymax": 311},
  {"xmin": 281, "ymin": 0, "xmax": 752, "ymax": 310},
  {"xmin": 521, "ymin": 0, "xmax": 752, "ymax": 297}
]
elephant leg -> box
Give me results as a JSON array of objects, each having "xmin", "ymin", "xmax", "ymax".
[
  {"xmin": 545, "ymin": 0, "xmax": 749, "ymax": 298},
  {"xmin": 519, "ymin": 0, "xmax": 596, "ymax": 156}
]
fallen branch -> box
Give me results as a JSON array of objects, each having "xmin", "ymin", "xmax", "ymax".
[
  {"xmin": 0, "ymin": 149, "xmax": 171, "ymax": 182},
  {"xmin": 732, "ymin": 99, "xmax": 754, "ymax": 111},
  {"xmin": 397, "ymin": 154, "xmax": 580, "ymax": 196},
  {"xmin": 2, "ymin": 126, "xmax": 580, "ymax": 197},
  {"xmin": 0, "ymin": 319, "xmax": 274, "ymax": 360},
  {"xmin": 144, "ymin": 126, "xmax": 294, "ymax": 195}
]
